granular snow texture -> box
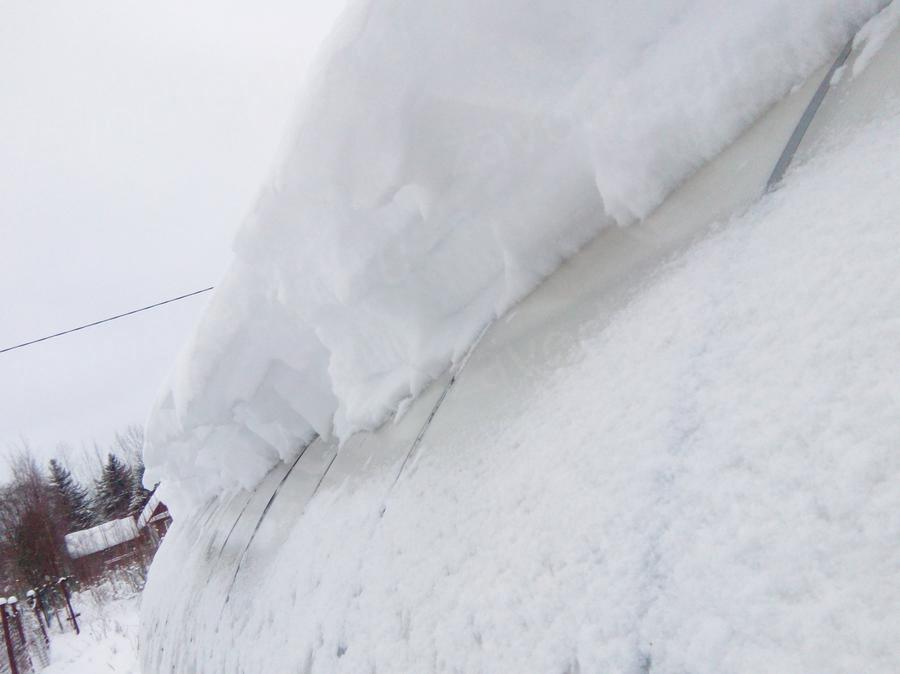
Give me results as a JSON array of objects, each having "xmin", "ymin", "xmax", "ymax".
[
  {"xmin": 143, "ymin": 76, "xmax": 900, "ymax": 673},
  {"xmin": 143, "ymin": 0, "xmax": 886, "ymax": 504}
]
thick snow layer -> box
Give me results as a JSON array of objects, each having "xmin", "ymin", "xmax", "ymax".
[
  {"xmin": 143, "ymin": 0, "xmax": 887, "ymax": 503},
  {"xmin": 65, "ymin": 517, "xmax": 139, "ymax": 559},
  {"xmin": 159, "ymin": 108, "xmax": 900, "ymax": 672},
  {"xmin": 142, "ymin": 65, "xmax": 900, "ymax": 673}
]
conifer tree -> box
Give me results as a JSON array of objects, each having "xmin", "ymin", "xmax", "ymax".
[
  {"xmin": 129, "ymin": 456, "xmax": 154, "ymax": 516},
  {"xmin": 47, "ymin": 458, "xmax": 95, "ymax": 532},
  {"xmin": 94, "ymin": 453, "xmax": 134, "ymax": 521}
]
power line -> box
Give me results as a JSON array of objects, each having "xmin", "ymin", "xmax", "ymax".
[{"xmin": 0, "ymin": 286, "xmax": 214, "ymax": 355}]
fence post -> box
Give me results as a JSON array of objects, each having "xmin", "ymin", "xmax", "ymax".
[
  {"xmin": 25, "ymin": 592, "xmax": 48, "ymax": 647},
  {"xmin": 7, "ymin": 598, "xmax": 33, "ymax": 674},
  {"xmin": 0, "ymin": 598, "xmax": 20, "ymax": 674},
  {"xmin": 8, "ymin": 599, "xmax": 26, "ymax": 650},
  {"xmin": 43, "ymin": 582, "xmax": 64, "ymax": 632},
  {"xmin": 57, "ymin": 577, "xmax": 79, "ymax": 635}
]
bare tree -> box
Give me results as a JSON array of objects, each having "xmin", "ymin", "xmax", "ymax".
[
  {"xmin": 0, "ymin": 445, "xmax": 69, "ymax": 586},
  {"xmin": 112, "ymin": 425, "xmax": 144, "ymax": 465}
]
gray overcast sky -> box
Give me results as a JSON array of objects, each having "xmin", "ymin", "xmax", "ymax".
[{"xmin": 0, "ymin": 1, "xmax": 344, "ymax": 478}]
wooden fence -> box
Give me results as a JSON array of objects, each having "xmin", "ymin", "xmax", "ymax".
[{"xmin": 0, "ymin": 578, "xmax": 77, "ymax": 674}]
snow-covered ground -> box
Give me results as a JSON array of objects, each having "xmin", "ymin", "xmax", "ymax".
[{"xmin": 43, "ymin": 589, "xmax": 140, "ymax": 674}]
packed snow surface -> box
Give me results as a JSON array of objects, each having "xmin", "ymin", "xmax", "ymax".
[
  {"xmin": 143, "ymin": 91, "xmax": 900, "ymax": 672},
  {"xmin": 143, "ymin": 0, "xmax": 886, "ymax": 502},
  {"xmin": 64, "ymin": 517, "xmax": 140, "ymax": 559}
]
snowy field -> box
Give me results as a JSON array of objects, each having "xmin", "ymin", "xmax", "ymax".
[{"xmin": 43, "ymin": 589, "xmax": 140, "ymax": 674}]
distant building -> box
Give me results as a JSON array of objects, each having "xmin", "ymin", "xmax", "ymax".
[
  {"xmin": 136, "ymin": 491, "xmax": 172, "ymax": 544},
  {"xmin": 62, "ymin": 492, "xmax": 172, "ymax": 582},
  {"xmin": 64, "ymin": 517, "xmax": 143, "ymax": 580}
]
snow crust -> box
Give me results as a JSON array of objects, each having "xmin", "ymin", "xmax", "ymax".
[
  {"xmin": 64, "ymin": 517, "xmax": 139, "ymax": 559},
  {"xmin": 143, "ymin": 94, "xmax": 900, "ymax": 673},
  {"xmin": 144, "ymin": 1, "xmax": 885, "ymax": 503}
]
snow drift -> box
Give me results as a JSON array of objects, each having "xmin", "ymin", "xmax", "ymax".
[
  {"xmin": 140, "ymin": 4, "xmax": 900, "ymax": 671},
  {"xmin": 141, "ymin": 20, "xmax": 900, "ymax": 670},
  {"xmin": 142, "ymin": 0, "xmax": 887, "ymax": 503}
]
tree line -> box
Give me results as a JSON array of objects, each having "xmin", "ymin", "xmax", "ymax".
[{"xmin": 0, "ymin": 425, "xmax": 153, "ymax": 590}]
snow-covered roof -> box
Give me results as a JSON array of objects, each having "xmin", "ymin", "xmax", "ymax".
[
  {"xmin": 137, "ymin": 492, "xmax": 164, "ymax": 530},
  {"xmin": 143, "ymin": 0, "xmax": 887, "ymax": 510},
  {"xmin": 139, "ymin": 3, "xmax": 900, "ymax": 673},
  {"xmin": 65, "ymin": 517, "xmax": 140, "ymax": 559}
]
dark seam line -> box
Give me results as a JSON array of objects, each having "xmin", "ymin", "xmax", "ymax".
[{"xmin": 766, "ymin": 38, "xmax": 854, "ymax": 190}]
